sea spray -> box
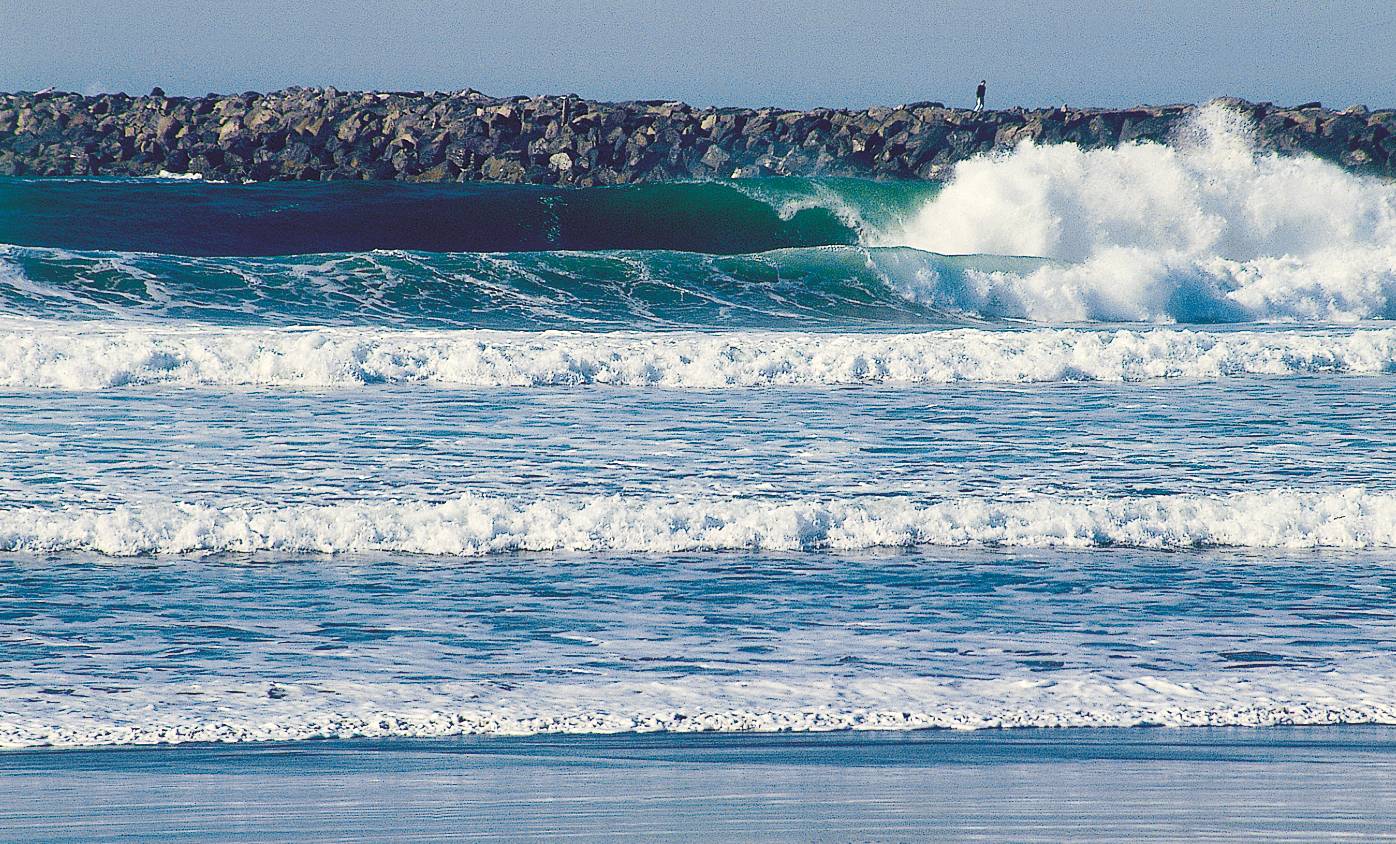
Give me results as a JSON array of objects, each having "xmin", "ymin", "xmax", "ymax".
[{"xmin": 883, "ymin": 104, "xmax": 1396, "ymax": 322}]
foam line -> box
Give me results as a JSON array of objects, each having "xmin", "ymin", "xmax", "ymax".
[
  {"xmin": 2, "ymin": 321, "xmax": 1394, "ymax": 390},
  {"xmin": 5, "ymin": 671, "xmax": 1396, "ymax": 748},
  {"xmin": 4, "ymin": 488, "xmax": 1395, "ymax": 556}
]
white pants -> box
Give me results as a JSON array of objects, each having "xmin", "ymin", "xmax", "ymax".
[{"xmin": 973, "ymin": 96, "xmax": 984, "ymax": 113}]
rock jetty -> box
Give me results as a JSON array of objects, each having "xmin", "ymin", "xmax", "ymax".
[{"xmin": 1, "ymin": 88, "xmax": 1393, "ymax": 184}]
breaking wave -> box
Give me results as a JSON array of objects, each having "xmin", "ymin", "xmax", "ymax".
[
  {"xmin": 6, "ymin": 107, "xmax": 1396, "ymax": 328},
  {"xmin": 884, "ymin": 104, "xmax": 1396, "ymax": 322},
  {"xmin": 2, "ymin": 321, "xmax": 1393, "ymax": 390},
  {"xmin": 6, "ymin": 488, "xmax": 1396, "ymax": 556},
  {"xmin": 7, "ymin": 671, "xmax": 1396, "ymax": 748}
]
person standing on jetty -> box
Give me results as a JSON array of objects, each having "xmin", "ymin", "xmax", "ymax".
[{"xmin": 974, "ymin": 80, "xmax": 986, "ymax": 112}]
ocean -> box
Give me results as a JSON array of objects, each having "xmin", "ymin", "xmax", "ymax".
[{"xmin": 3, "ymin": 104, "xmax": 1396, "ymax": 750}]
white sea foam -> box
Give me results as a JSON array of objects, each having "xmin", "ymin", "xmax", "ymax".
[
  {"xmin": 5, "ymin": 671, "xmax": 1396, "ymax": 748},
  {"xmin": 882, "ymin": 103, "xmax": 1396, "ymax": 323},
  {"xmin": 729, "ymin": 178, "xmax": 887, "ymax": 237},
  {"xmin": 148, "ymin": 170, "xmax": 206, "ymax": 181},
  {"xmin": 5, "ymin": 488, "xmax": 1396, "ymax": 557},
  {"xmin": 2, "ymin": 320, "xmax": 1395, "ymax": 390}
]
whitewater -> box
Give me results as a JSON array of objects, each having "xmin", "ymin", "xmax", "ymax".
[
  {"xmin": 885, "ymin": 104, "xmax": 1396, "ymax": 323},
  {"xmin": 4, "ymin": 103, "xmax": 1396, "ymax": 750},
  {"xmin": 5, "ymin": 488, "xmax": 1396, "ymax": 556},
  {"xmin": 11, "ymin": 670, "xmax": 1396, "ymax": 749},
  {"xmin": 5, "ymin": 321, "xmax": 1396, "ymax": 389}
]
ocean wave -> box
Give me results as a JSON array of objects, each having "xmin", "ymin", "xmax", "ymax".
[
  {"xmin": 0, "ymin": 176, "xmax": 920, "ymax": 257},
  {"xmin": 5, "ymin": 671, "xmax": 1396, "ymax": 748},
  {"xmin": 882, "ymin": 104, "xmax": 1396, "ymax": 323},
  {"xmin": 0, "ymin": 243, "xmax": 958, "ymax": 329},
  {"xmin": 0, "ymin": 321, "xmax": 1393, "ymax": 390},
  {"xmin": 5, "ymin": 488, "xmax": 1396, "ymax": 556},
  {"xmin": 5, "ymin": 107, "xmax": 1396, "ymax": 328}
]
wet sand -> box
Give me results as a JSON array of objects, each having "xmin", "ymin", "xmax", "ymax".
[{"xmin": 2, "ymin": 726, "xmax": 1395, "ymax": 841}]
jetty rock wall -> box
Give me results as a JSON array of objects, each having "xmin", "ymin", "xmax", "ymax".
[{"xmin": 1, "ymin": 87, "xmax": 1394, "ymax": 184}]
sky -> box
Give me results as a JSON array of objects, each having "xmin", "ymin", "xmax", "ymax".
[{"xmin": 3, "ymin": 0, "xmax": 1394, "ymax": 109}]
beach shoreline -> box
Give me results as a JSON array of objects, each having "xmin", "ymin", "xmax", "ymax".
[{"xmin": 3, "ymin": 726, "xmax": 1394, "ymax": 841}]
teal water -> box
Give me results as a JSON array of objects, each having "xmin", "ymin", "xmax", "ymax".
[{"xmin": 0, "ymin": 176, "xmax": 933, "ymax": 256}]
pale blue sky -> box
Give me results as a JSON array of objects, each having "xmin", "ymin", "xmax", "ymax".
[{"xmin": 3, "ymin": 0, "xmax": 1393, "ymax": 109}]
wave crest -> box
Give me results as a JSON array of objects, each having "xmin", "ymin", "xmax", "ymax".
[
  {"xmin": 6, "ymin": 488, "xmax": 1396, "ymax": 556},
  {"xmin": 884, "ymin": 104, "xmax": 1396, "ymax": 322},
  {"xmin": 2, "ymin": 321, "xmax": 1393, "ymax": 390}
]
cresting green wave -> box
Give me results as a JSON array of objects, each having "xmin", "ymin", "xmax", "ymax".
[
  {"xmin": 0, "ymin": 175, "xmax": 973, "ymax": 327},
  {"xmin": 0, "ymin": 176, "xmax": 939, "ymax": 257}
]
